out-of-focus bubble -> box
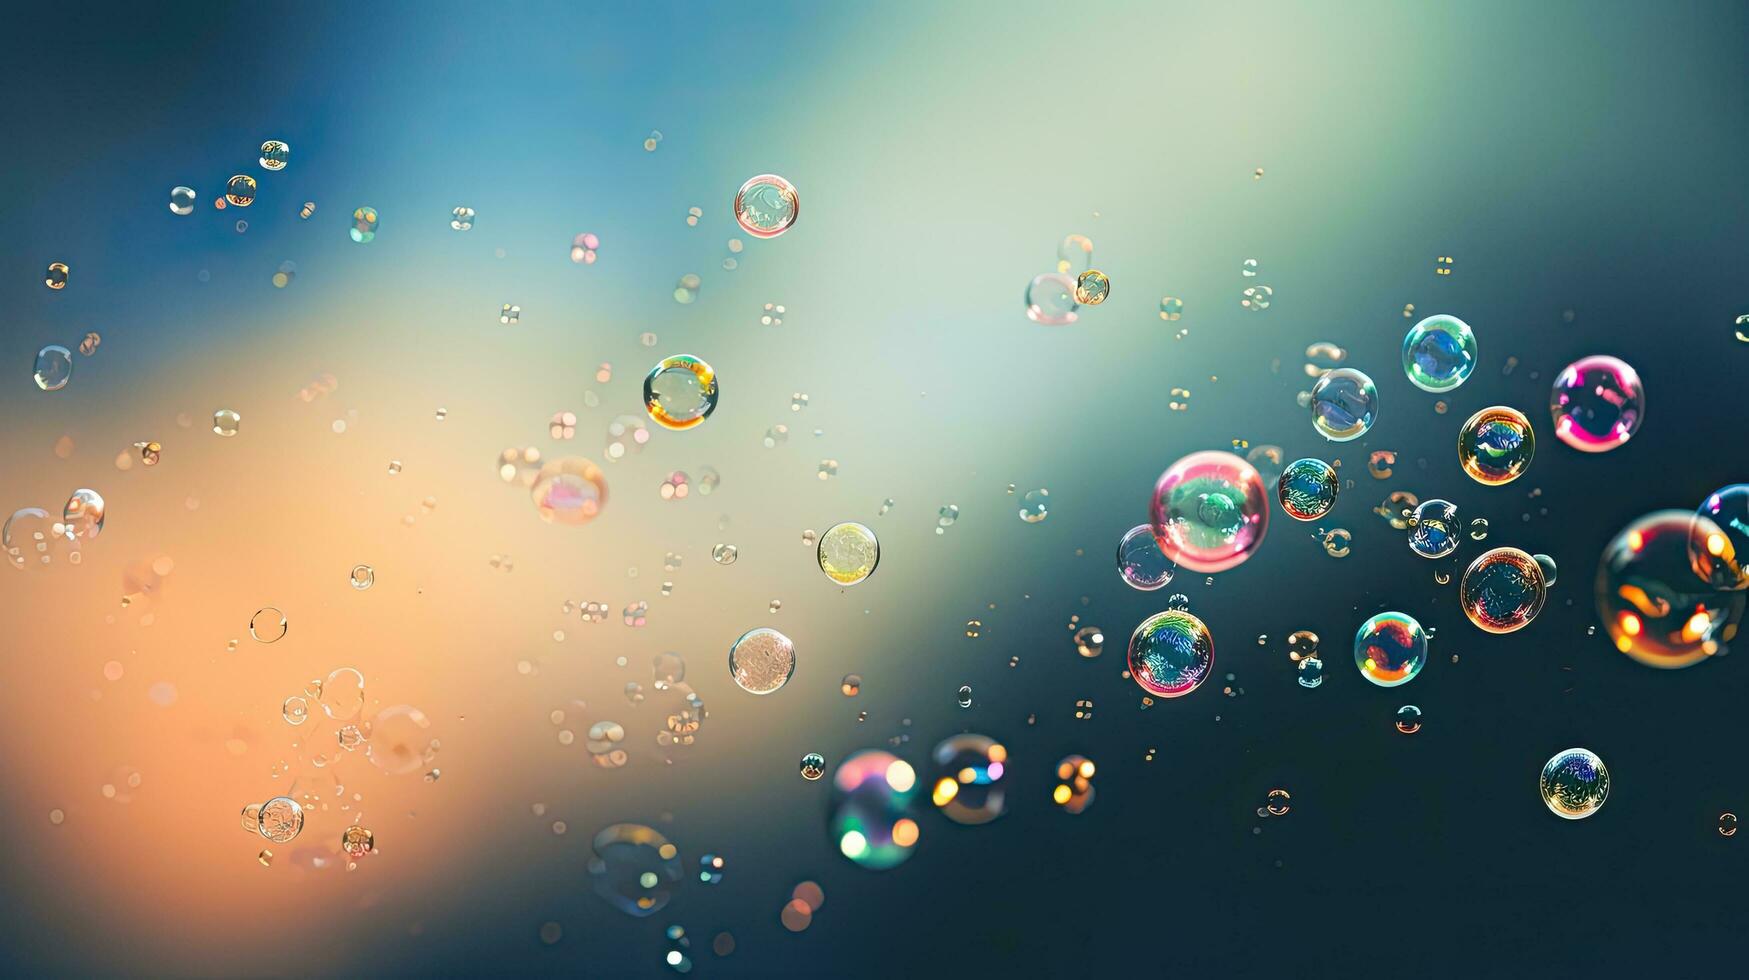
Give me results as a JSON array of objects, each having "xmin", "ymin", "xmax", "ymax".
[
  {"xmin": 1408, "ymin": 499, "xmax": 1462, "ymax": 559},
  {"xmin": 257, "ymin": 796, "xmax": 304, "ymax": 843},
  {"xmin": 281, "ymin": 696, "xmax": 309, "ymax": 726},
  {"xmin": 450, "ymin": 206, "xmax": 475, "ymax": 231},
  {"xmin": 1116, "ymin": 523, "xmax": 1176, "ymax": 591},
  {"xmin": 498, "ymin": 304, "xmax": 521, "ymax": 325},
  {"xmin": 258, "ymin": 140, "xmax": 290, "ymax": 170},
  {"xmin": 733, "ymin": 174, "xmax": 798, "ymax": 238},
  {"xmin": 840, "ymin": 674, "xmax": 862, "ymax": 697},
  {"xmin": 62, "ymin": 489, "xmax": 105, "ymax": 540},
  {"xmin": 1052, "ymin": 755, "xmax": 1096, "ymax": 814},
  {"xmin": 225, "ymin": 175, "xmax": 257, "ymax": 206},
  {"xmin": 1458, "ymin": 406, "xmax": 1535, "ymax": 485},
  {"xmin": 606, "ymin": 415, "xmax": 652, "ymax": 461},
  {"xmin": 207, "ymin": 409, "xmax": 243, "ymax": 437},
  {"xmin": 936, "ymin": 506, "xmax": 959, "ymax": 534},
  {"xmin": 340, "ymin": 824, "xmax": 374, "ymax": 859},
  {"xmin": 1128, "ymin": 610, "xmax": 1214, "ymax": 698},
  {"xmin": 830, "ymin": 750, "xmax": 920, "ymax": 870},
  {"xmin": 589, "ymin": 823, "xmax": 681, "ymax": 916},
  {"xmin": 1244, "ymin": 445, "xmax": 1286, "ymax": 487},
  {"xmin": 1540, "ymin": 748, "xmax": 1609, "ymax": 820},
  {"xmin": 1550, "ymin": 355, "xmax": 1644, "ymax": 453},
  {"xmin": 319, "ymin": 668, "xmax": 365, "ymax": 721},
  {"xmin": 652, "ymin": 652, "xmax": 686, "ymax": 690},
  {"xmin": 1159, "ymin": 296, "xmax": 1184, "ymax": 321},
  {"xmin": 1276, "ymin": 458, "xmax": 1338, "ymax": 521},
  {"xmin": 134, "ymin": 440, "xmax": 162, "ymax": 465},
  {"xmin": 1720, "ymin": 812, "xmax": 1738, "ymax": 837},
  {"xmin": 299, "ymin": 201, "xmax": 315, "ymax": 219},
  {"xmin": 349, "ymin": 206, "xmax": 378, "ymax": 243},
  {"xmin": 1401, "ymin": 315, "xmax": 1477, "ymax": 392},
  {"xmin": 696, "ymin": 853, "xmax": 725, "ymax": 886},
  {"xmin": 801, "ymin": 752, "xmax": 827, "ymax": 780},
  {"xmin": 531, "ymin": 457, "xmax": 608, "ymax": 525},
  {"xmin": 929, "ymin": 734, "xmax": 1008, "ymax": 825},
  {"xmin": 955, "ymin": 684, "xmax": 973, "ymax": 708},
  {"xmin": 729, "ymin": 628, "xmax": 795, "ymax": 694},
  {"xmin": 78, "ymin": 332, "xmax": 100, "ymax": 356},
  {"xmin": 587, "ymin": 721, "xmax": 628, "ymax": 768},
  {"xmin": 643, "ymin": 355, "xmax": 718, "ymax": 430},
  {"xmin": 1692, "ymin": 485, "xmax": 1749, "ymax": 591},
  {"xmin": 1148, "ymin": 450, "xmax": 1269, "ymax": 573},
  {"xmin": 570, "ymin": 232, "xmax": 600, "ymax": 264},
  {"xmin": 1056, "ymin": 234, "xmax": 1093, "ymax": 275},
  {"xmin": 249, "ymin": 606, "xmax": 288, "ymax": 643},
  {"xmin": 169, "ymin": 186, "xmax": 196, "ymax": 215},
  {"xmin": 1534, "ymin": 553, "xmax": 1558, "ymax": 587},
  {"xmin": 1067, "ymin": 625, "xmax": 1103, "ymax": 660},
  {"xmin": 34, "ymin": 345, "xmax": 73, "ymax": 391},
  {"xmin": 1025, "ymin": 273, "xmax": 1080, "ymax": 325},
  {"xmin": 1297, "ymin": 657, "xmax": 1325, "ymax": 688},
  {"xmin": 818, "ymin": 522, "xmax": 879, "ymax": 586},
  {"xmin": 1074, "ymin": 270, "xmax": 1110, "ymax": 306},
  {"xmin": 1599, "ymin": 510, "xmax": 1744, "ymax": 667},
  {"xmin": 1354, "ymin": 611, "xmax": 1427, "ymax": 687},
  {"xmin": 1240, "ymin": 285, "xmax": 1273, "ymax": 311},
  {"xmin": 1460, "ymin": 547, "xmax": 1547, "ymax": 633},
  {"xmin": 1242, "ymin": 258, "xmax": 1259, "ymax": 277},
  {"xmin": 1310, "ymin": 368, "xmax": 1378, "ymax": 442},
  {"xmin": 711, "ymin": 543, "xmax": 738, "ymax": 565},
  {"xmin": 366, "ymin": 705, "xmax": 435, "ymax": 775},
  {"xmin": 1287, "ymin": 629, "xmax": 1320, "ymax": 662},
  {"xmin": 1395, "ymin": 704, "xmax": 1423, "ymax": 734}
]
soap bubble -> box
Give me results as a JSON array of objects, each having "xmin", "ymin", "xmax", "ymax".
[
  {"xmin": 733, "ymin": 174, "xmax": 798, "ymax": 238},
  {"xmin": 1052, "ymin": 755, "xmax": 1097, "ymax": 814},
  {"xmin": 349, "ymin": 206, "xmax": 378, "ymax": 243},
  {"xmin": 1540, "ymin": 748, "xmax": 1609, "ymax": 820},
  {"xmin": 818, "ymin": 522, "xmax": 879, "ymax": 586},
  {"xmin": 589, "ymin": 823, "xmax": 682, "ymax": 915},
  {"xmin": 729, "ymin": 628, "xmax": 795, "ymax": 694},
  {"xmin": 62, "ymin": 489, "xmax": 105, "ymax": 540},
  {"xmin": 800, "ymin": 752, "xmax": 827, "ymax": 781},
  {"xmin": 1401, "ymin": 315, "xmax": 1477, "ymax": 392},
  {"xmin": 1116, "ymin": 524, "xmax": 1176, "ymax": 591},
  {"xmin": 258, "ymin": 140, "xmax": 290, "ymax": 170},
  {"xmin": 587, "ymin": 721, "xmax": 628, "ymax": 768},
  {"xmin": 169, "ymin": 186, "xmax": 196, "ymax": 215},
  {"xmin": 34, "ymin": 345, "xmax": 73, "ymax": 391},
  {"xmin": 1408, "ymin": 499, "xmax": 1462, "ymax": 559},
  {"xmin": 1127, "ymin": 609, "xmax": 1214, "ymax": 698},
  {"xmin": 212, "ymin": 409, "xmax": 241, "ymax": 436},
  {"xmin": 349, "ymin": 564, "xmax": 374, "ymax": 590},
  {"xmin": 1550, "ymin": 355, "xmax": 1643, "ymax": 453},
  {"xmin": 1056, "ymin": 234, "xmax": 1093, "ymax": 275},
  {"xmin": 366, "ymin": 705, "xmax": 435, "ymax": 775},
  {"xmin": 1074, "ymin": 270, "xmax": 1110, "ymax": 305},
  {"xmin": 1148, "ymin": 450, "xmax": 1270, "ymax": 573},
  {"xmin": 1598, "ymin": 511, "xmax": 1744, "ymax": 668},
  {"xmin": 642, "ymin": 355, "xmax": 718, "ymax": 430},
  {"xmin": 1457, "ymin": 406, "xmax": 1535, "ymax": 485},
  {"xmin": 257, "ymin": 796, "xmax": 304, "ymax": 843},
  {"xmin": 249, "ymin": 607, "xmax": 287, "ymax": 643},
  {"xmin": 531, "ymin": 458, "xmax": 608, "ymax": 525},
  {"xmin": 319, "ymin": 667, "xmax": 365, "ymax": 720},
  {"xmin": 1018, "ymin": 489, "xmax": 1050, "ymax": 523},
  {"xmin": 4, "ymin": 507, "xmax": 71, "ymax": 570},
  {"xmin": 225, "ymin": 175, "xmax": 257, "ymax": 206},
  {"xmin": 829, "ymin": 750, "xmax": 920, "ymax": 870},
  {"xmin": 1309, "ymin": 368, "xmax": 1378, "ymax": 442},
  {"xmin": 1025, "ymin": 273, "xmax": 1080, "ymax": 325},
  {"xmin": 44, "ymin": 261, "xmax": 69, "ymax": 289},
  {"xmin": 1459, "ymin": 547, "xmax": 1547, "ymax": 633},
  {"xmin": 1353, "ymin": 611, "xmax": 1427, "ymax": 687},
  {"xmin": 1297, "ymin": 657, "xmax": 1324, "ymax": 688},
  {"xmin": 1691, "ymin": 485, "xmax": 1749, "ymax": 590},
  {"xmin": 1394, "ymin": 704, "xmax": 1423, "ymax": 734},
  {"xmin": 450, "ymin": 206, "xmax": 475, "ymax": 230},
  {"xmin": 928, "ymin": 734, "xmax": 1008, "ymax": 825},
  {"xmin": 1276, "ymin": 458, "xmax": 1338, "ymax": 522},
  {"xmin": 1533, "ymin": 553, "xmax": 1558, "ymax": 587}
]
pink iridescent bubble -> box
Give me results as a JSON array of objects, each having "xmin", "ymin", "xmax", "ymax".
[
  {"xmin": 1550, "ymin": 354, "xmax": 1644, "ymax": 453},
  {"xmin": 1148, "ymin": 450, "xmax": 1270, "ymax": 574}
]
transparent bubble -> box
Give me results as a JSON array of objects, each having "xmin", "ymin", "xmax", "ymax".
[
  {"xmin": 319, "ymin": 668, "xmax": 365, "ymax": 721},
  {"xmin": 207, "ymin": 408, "xmax": 243, "ymax": 437},
  {"xmin": 1401, "ymin": 315, "xmax": 1477, "ymax": 392},
  {"xmin": 1025, "ymin": 273, "xmax": 1080, "ymax": 326},
  {"xmin": 1540, "ymin": 748, "xmax": 1609, "ymax": 819},
  {"xmin": 1052, "ymin": 755, "xmax": 1097, "ymax": 814},
  {"xmin": 1354, "ymin": 611, "xmax": 1427, "ymax": 687},
  {"xmin": 929, "ymin": 734, "xmax": 1007, "ymax": 824},
  {"xmin": 732, "ymin": 174, "xmax": 798, "ymax": 238},
  {"xmin": 1550, "ymin": 355, "xmax": 1644, "ymax": 453},
  {"xmin": 340, "ymin": 824, "xmax": 374, "ymax": 860},
  {"xmin": 281, "ymin": 696, "xmax": 309, "ymax": 726},
  {"xmin": 1310, "ymin": 369, "xmax": 1378, "ymax": 442},
  {"xmin": 1074, "ymin": 270, "xmax": 1110, "ymax": 306},
  {"xmin": 1408, "ymin": 499, "xmax": 1462, "ymax": 559},
  {"xmin": 729, "ymin": 628, "xmax": 795, "ymax": 694},
  {"xmin": 61, "ymin": 489, "xmax": 104, "ymax": 541},
  {"xmin": 1056, "ymin": 234, "xmax": 1093, "ymax": 275},
  {"xmin": 589, "ymin": 823, "xmax": 682, "ymax": 916},
  {"xmin": 531, "ymin": 457, "xmax": 608, "ymax": 525},
  {"xmin": 1458, "ymin": 406, "xmax": 1535, "ymax": 486},
  {"xmin": 257, "ymin": 796, "xmax": 304, "ymax": 843},
  {"xmin": 44, "ymin": 261, "xmax": 70, "ymax": 289},
  {"xmin": 349, "ymin": 564, "xmax": 375, "ymax": 590},
  {"xmin": 587, "ymin": 721, "xmax": 628, "ymax": 768},
  {"xmin": 1720, "ymin": 812, "xmax": 1739, "ymax": 837},
  {"xmin": 801, "ymin": 752, "xmax": 827, "ymax": 780},
  {"xmin": 1459, "ymin": 547, "xmax": 1547, "ymax": 633},
  {"xmin": 818, "ymin": 522, "xmax": 879, "ymax": 586},
  {"xmin": 652, "ymin": 652, "xmax": 686, "ymax": 689},
  {"xmin": 1392, "ymin": 704, "xmax": 1423, "ymax": 734},
  {"xmin": 1264, "ymin": 789, "xmax": 1291, "ymax": 816},
  {"xmin": 349, "ymin": 206, "xmax": 378, "ymax": 243},
  {"xmin": 1240, "ymin": 285, "xmax": 1273, "ymax": 311},
  {"xmin": 1599, "ymin": 510, "xmax": 1744, "ymax": 667},
  {"xmin": 830, "ymin": 750, "xmax": 919, "ymax": 870},
  {"xmin": 1159, "ymin": 296, "xmax": 1184, "ymax": 321},
  {"xmin": 299, "ymin": 201, "xmax": 315, "ymax": 219},
  {"xmin": 1297, "ymin": 657, "xmax": 1325, "ymax": 688},
  {"xmin": 1276, "ymin": 458, "xmax": 1338, "ymax": 521},
  {"xmin": 169, "ymin": 186, "xmax": 196, "ymax": 215},
  {"xmin": 1115, "ymin": 523, "xmax": 1176, "ymax": 591},
  {"xmin": 258, "ymin": 140, "xmax": 290, "ymax": 170},
  {"xmin": 642, "ymin": 355, "xmax": 718, "ymax": 431},
  {"xmin": 33, "ymin": 345, "xmax": 73, "ymax": 392},
  {"xmin": 1018, "ymin": 489, "xmax": 1050, "ymax": 523},
  {"xmin": 1148, "ymin": 451, "xmax": 1270, "ymax": 573},
  {"xmin": 450, "ymin": 206, "xmax": 475, "ymax": 231},
  {"xmin": 1127, "ymin": 610, "xmax": 1214, "ymax": 698},
  {"xmin": 225, "ymin": 175, "xmax": 257, "ymax": 206},
  {"xmin": 956, "ymin": 685, "xmax": 973, "ymax": 708},
  {"xmin": 1692, "ymin": 485, "xmax": 1749, "ymax": 591},
  {"xmin": 606, "ymin": 415, "xmax": 652, "ymax": 461},
  {"xmin": 1534, "ymin": 553, "xmax": 1558, "ymax": 587},
  {"xmin": 708, "ymin": 543, "xmax": 739, "ymax": 567},
  {"xmin": 1073, "ymin": 625, "xmax": 1105, "ymax": 659},
  {"xmin": 366, "ymin": 705, "xmax": 435, "ymax": 775},
  {"xmin": 249, "ymin": 606, "xmax": 288, "ymax": 643}
]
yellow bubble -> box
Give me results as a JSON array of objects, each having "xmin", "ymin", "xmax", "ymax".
[{"xmin": 817, "ymin": 522, "xmax": 879, "ymax": 586}]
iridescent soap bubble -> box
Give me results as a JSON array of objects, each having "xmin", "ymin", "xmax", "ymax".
[
  {"xmin": 1353, "ymin": 611, "xmax": 1427, "ymax": 687},
  {"xmin": 1025, "ymin": 273, "xmax": 1079, "ymax": 325},
  {"xmin": 169, "ymin": 186, "xmax": 196, "ymax": 215},
  {"xmin": 34, "ymin": 345, "xmax": 73, "ymax": 391},
  {"xmin": 62, "ymin": 489, "xmax": 105, "ymax": 540},
  {"xmin": 1056, "ymin": 234, "xmax": 1093, "ymax": 275},
  {"xmin": 1074, "ymin": 269, "xmax": 1110, "ymax": 305},
  {"xmin": 1407, "ymin": 499, "xmax": 1461, "ymax": 559},
  {"xmin": 1550, "ymin": 355, "xmax": 1644, "ymax": 453},
  {"xmin": 225, "ymin": 174, "xmax": 257, "ymax": 206},
  {"xmin": 1148, "ymin": 450, "xmax": 1269, "ymax": 573},
  {"xmin": 1459, "ymin": 547, "xmax": 1547, "ymax": 633},
  {"xmin": 1401, "ymin": 315, "xmax": 1477, "ymax": 392},
  {"xmin": 800, "ymin": 752, "xmax": 827, "ymax": 781},
  {"xmin": 929, "ymin": 734, "xmax": 1008, "ymax": 825},
  {"xmin": 1116, "ymin": 524, "xmax": 1176, "ymax": 591},
  {"xmin": 257, "ymin": 796, "xmax": 304, "ymax": 843},
  {"xmin": 1457, "ymin": 406, "xmax": 1535, "ymax": 485},
  {"xmin": 1297, "ymin": 657, "xmax": 1324, "ymax": 688},
  {"xmin": 1598, "ymin": 510, "xmax": 1745, "ymax": 668},
  {"xmin": 366, "ymin": 705, "xmax": 435, "ymax": 775},
  {"xmin": 1691, "ymin": 485, "xmax": 1749, "ymax": 591},
  {"xmin": 1127, "ymin": 609, "xmax": 1214, "ymax": 698},
  {"xmin": 729, "ymin": 627, "xmax": 795, "ymax": 694},
  {"xmin": 1276, "ymin": 458, "xmax": 1338, "ymax": 522},
  {"xmin": 642, "ymin": 355, "xmax": 718, "ymax": 431},
  {"xmin": 258, "ymin": 140, "xmax": 290, "ymax": 170},
  {"xmin": 349, "ymin": 206, "xmax": 378, "ymax": 243},
  {"xmin": 1309, "ymin": 368, "xmax": 1378, "ymax": 442},
  {"xmin": 1395, "ymin": 704, "xmax": 1423, "ymax": 734},
  {"xmin": 733, "ymin": 174, "xmax": 798, "ymax": 238},
  {"xmin": 1540, "ymin": 748, "xmax": 1609, "ymax": 820},
  {"xmin": 531, "ymin": 458, "xmax": 608, "ymax": 525},
  {"xmin": 829, "ymin": 750, "xmax": 919, "ymax": 870},
  {"xmin": 589, "ymin": 823, "xmax": 681, "ymax": 916},
  {"xmin": 818, "ymin": 522, "xmax": 879, "ymax": 586}
]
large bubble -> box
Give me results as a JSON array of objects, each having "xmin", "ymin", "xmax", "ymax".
[
  {"xmin": 1127, "ymin": 610, "xmax": 1214, "ymax": 698},
  {"xmin": 1309, "ymin": 368, "xmax": 1378, "ymax": 442},
  {"xmin": 1401, "ymin": 315, "xmax": 1477, "ymax": 392},
  {"xmin": 588, "ymin": 823, "xmax": 681, "ymax": 916},
  {"xmin": 1115, "ymin": 524, "xmax": 1176, "ymax": 591},
  {"xmin": 1459, "ymin": 547, "xmax": 1547, "ymax": 633},
  {"xmin": 1148, "ymin": 450, "xmax": 1269, "ymax": 573},
  {"xmin": 1689, "ymin": 485, "xmax": 1749, "ymax": 591},
  {"xmin": 1457, "ymin": 406, "xmax": 1535, "ymax": 486},
  {"xmin": 829, "ymin": 750, "xmax": 920, "ymax": 870},
  {"xmin": 1276, "ymin": 458, "xmax": 1338, "ymax": 522},
  {"xmin": 928, "ymin": 734, "xmax": 1008, "ymax": 825},
  {"xmin": 1354, "ymin": 611, "xmax": 1427, "ymax": 687},
  {"xmin": 1550, "ymin": 355, "xmax": 1643, "ymax": 453},
  {"xmin": 1597, "ymin": 510, "xmax": 1744, "ymax": 668},
  {"xmin": 1539, "ymin": 748, "xmax": 1609, "ymax": 820}
]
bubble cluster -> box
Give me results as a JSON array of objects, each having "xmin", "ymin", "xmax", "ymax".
[
  {"xmin": 1276, "ymin": 458, "xmax": 1338, "ymax": 521},
  {"xmin": 1598, "ymin": 511, "xmax": 1744, "ymax": 668},
  {"xmin": 1550, "ymin": 355, "xmax": 1643, "ymax": 453},
  {"xmin": 1458, "ymin": 406, "xmax": 1535, "ymax": 485},
  {"xmin": 1127, "ymin": 609, "xmax": 1214, "ymax": 698},
  {"xmin": 817, "ymin": 522, "xmax": 879, "ymax": 586},
  {"xmin": 1052, "ymin": 755, "xmax": 1097, "ymax": 814},
  {"xmin": 729, "ymin": 628, "xmax": 796, "ymax": 694},
  {"xmin": 929, "ymin": 734, "xmax": 1008, "ymax": 825},
  {"xmin": 1148, "ymin": 451, "xmax": 1270, "ymax": 573},
  {"xmin": 733, "ymin": 174, "xmax": 798, "ymax": 238},
  {"xmin": 642, "ymin": 355, "xmax": 718, "ymax": 431},
  {"xmin": 1540, "ymin": 748, "xmax": 1609, "ymax": 820},
  {"xmin": 1309, "ymin": 368, "xmax": 1378, "ymax": 442},
  {"xmin": 1401, "ymin": 315, "xmax": 1477, "ymax": 392},
  {"xmin": 1408, "ymin": 499, "xmax": 1461, "ymax": 559},
  {"xmin": 1354, "ymin": 611, "xmax": 1427, "ymax": 687}
]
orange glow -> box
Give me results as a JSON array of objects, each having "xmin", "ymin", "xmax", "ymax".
[
  {"xmin": 1620, "ymin": 612, "xmax": 1642, "ymax": 636},
  {"xmin": 891, "ymin": 819, "xmax": 919, "ymax": 847},
  {"xmin": 931, "ymin": 777, "xmax": 959, "ymax": 806},
  {"xmin": 1052, "ymin": 784, "xmax": 1072, "ymax": 805}
]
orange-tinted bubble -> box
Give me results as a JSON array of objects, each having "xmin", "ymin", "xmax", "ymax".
[
  {"xmin": 1458, "ymin": 406, "xmax": 1535, "ymax": 486},
  {"xmin": 1598, "ymin": 510, "xmax": 1744, "ymax": 668}
]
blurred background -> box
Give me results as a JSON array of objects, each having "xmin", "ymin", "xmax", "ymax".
[{"xmin": 2, "ymin": 0, "xmax": 1746, "ymax": 975}]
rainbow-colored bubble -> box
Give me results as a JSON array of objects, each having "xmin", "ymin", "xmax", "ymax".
[
  {"xmin": 1353, "ymin": 611, "xmax": 1427, "ymax": 687},
  {"xmin": 1457, "ymin": 406, "xmax": 1535, "ymax": 486},
  {"xmin": 1459, "ymin": 547, "xmax": 1547, "ymax": 633},
  {"xmin": 928, "ymin": 734, "xmax": 1008, "ymax": 825},
  {"xmin": 1550, "ymin": 354, "xmax": 1643, "ymax": 453},
  {"xmin": 1127, "ymin": 609, "xmax": 1214, "ymax": 698},
  {"xmin": 1689, "ymin": 485, "xmax": 1749, "ymax": 592},
  {"xmin": 1148, "ymin": 450, "xmax": 1269, "ymax": 573},
  {"xmin": 1597, "ymin": 510, "xmax": 1745, "ymax": 668},
  {"xmin": 1401, "ymin": 314, "xmax": 1477, "ymax": 392},
  {"xmin": 642, "ymin": 354, "xmax": 718, "ymax": 431},
  {"xmin": 1277, "ymin": 457, "xmax": 1338, "ymax": 522},
  {"xmin": 829, "ymin": 750, "xmax": 920, "ymax": 870}
]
